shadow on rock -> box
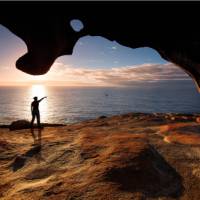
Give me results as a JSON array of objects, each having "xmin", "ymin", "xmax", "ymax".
[
  {"xmin": 11, "ymin": 128, "xmax": 45, "ymax": 171},
  {"xmin": 11, "ymin": 156, "xmax": 27, "ymax": 172},
  {"xmin": 105, "ymin": 146, "xmax": 184, "ymax": 198}
]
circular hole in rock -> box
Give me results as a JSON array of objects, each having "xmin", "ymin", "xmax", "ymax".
[{"xmin": 70, "ymin": 19, "xmax": 84, "ymax": 32}]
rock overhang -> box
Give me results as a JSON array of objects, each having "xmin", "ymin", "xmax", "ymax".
[{"xmin": 1, "ymin": 2, "xmax": 200, "ymax": 89}]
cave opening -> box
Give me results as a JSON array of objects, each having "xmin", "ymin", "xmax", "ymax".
[{"xmin": 0, "ymin": 21, "xmax": 199, "ymax": 124}]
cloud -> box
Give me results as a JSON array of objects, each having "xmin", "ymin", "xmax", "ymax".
[{"xmin": 44, "ymin": 62, "xmax": 190, "ymax": 86}]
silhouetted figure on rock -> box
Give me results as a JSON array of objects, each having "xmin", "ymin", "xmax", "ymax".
[{"xmin": 31, "ymin": 96, "xmax": 47, "ymax": 128}]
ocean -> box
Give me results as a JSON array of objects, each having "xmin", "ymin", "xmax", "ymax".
[{"xmin": 0, "ymin": 80, "xmax": 200, "ymax": 125}]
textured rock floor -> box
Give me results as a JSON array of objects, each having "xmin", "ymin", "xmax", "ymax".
[{"xmin": 0, "ymin": 113, "xmax": 200, "ymax": 200}]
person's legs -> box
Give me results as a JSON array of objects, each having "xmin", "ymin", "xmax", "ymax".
[
  {"xmin": 36, "ymin": 112, "xmax": 41, "ymax": 128},
  {"xmin": 31, "ymin": 113, "xmax": 35, "ymax": 127}
]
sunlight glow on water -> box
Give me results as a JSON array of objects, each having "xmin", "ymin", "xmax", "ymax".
[
  {"xmin": 29, "ymin": 85, "xmax": 48, "ymax": 122},
  {"xmin": 0, "ymin": 81, "xmax": 200, "ymax": 125}
]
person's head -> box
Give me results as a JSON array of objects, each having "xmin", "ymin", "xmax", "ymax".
[{"xmin": 33, "ymin": 96, "xmax": 38, "ymax": 101}]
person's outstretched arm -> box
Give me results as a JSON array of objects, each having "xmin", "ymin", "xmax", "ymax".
[{"xmin": 38, "ymin": 96, "xmax": 47, "ymax": 102}]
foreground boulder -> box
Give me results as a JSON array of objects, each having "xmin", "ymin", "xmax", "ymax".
[{"xmin": 9, "ymin": 120, "xmax": 31, "ymax": 131}]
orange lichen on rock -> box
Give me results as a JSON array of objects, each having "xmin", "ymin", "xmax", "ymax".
[
  {"xmin": 196, "ymin": 117, "xmax": 200, "ymax": 123},
  {"xmin": 164, "ymin": 132, "xmax": 200, "ymax": 145},
  {"xmin": 159, "ymin": 122, "xmax": 198, "ymax": 135}
]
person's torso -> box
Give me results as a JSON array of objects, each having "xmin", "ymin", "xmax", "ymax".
[{"xmin": 32, "ymin": 101, "xmax": 39, "ymax": 111}]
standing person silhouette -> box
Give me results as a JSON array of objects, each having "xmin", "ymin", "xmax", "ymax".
[{"xmin": 31, "ymin": 96, "xmax": 47, "ymax": 128}]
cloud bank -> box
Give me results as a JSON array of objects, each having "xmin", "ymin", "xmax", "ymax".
[
  {"xmin": 43, "ymin": 62, "xmax": 190, "ymax": 86},
  {"xmin": 0, "ymin": 62, "xmax": 191, "ymax": 86}
]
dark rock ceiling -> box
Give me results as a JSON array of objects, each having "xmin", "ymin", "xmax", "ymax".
[{"xmin": 0, "ymin": 2, "xmax": 200, "ymax": 88}]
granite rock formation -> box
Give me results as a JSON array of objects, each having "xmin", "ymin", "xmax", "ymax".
[{"xmin": 1, "ymin": 113, "xmax": 200, "ymax": 199}]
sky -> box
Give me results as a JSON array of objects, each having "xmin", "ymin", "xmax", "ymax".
[{"xmin": 0, "ymin": 22, "xmax": 192, "ymax": 87}]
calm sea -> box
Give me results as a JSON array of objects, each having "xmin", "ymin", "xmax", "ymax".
[{"xmin": 0, "ymin": 80, "xmax": 200, "ymax": 125}]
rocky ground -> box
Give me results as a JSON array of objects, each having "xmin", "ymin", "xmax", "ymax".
[{"xmin": 1, "ymin": 113, "xmax": 200, "ymax": 200}]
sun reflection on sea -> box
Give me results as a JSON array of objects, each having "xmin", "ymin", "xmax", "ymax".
[{"xmin": 29, "ymin": 84, "xmax": 48, "ymax": 122}]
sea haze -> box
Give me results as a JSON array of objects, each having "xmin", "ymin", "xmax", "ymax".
[{"xmin": 0, "ymin": 80, "xmax": 200, "ymax": 125}]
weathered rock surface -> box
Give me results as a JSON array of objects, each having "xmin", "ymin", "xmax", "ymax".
[
  {"xmin": 1, "ymin": 2, "xmax": 200, "ymax": 89},
  {"xmin": 0, "ymin": 113, "xmax": 200, "ymax": 199}
]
